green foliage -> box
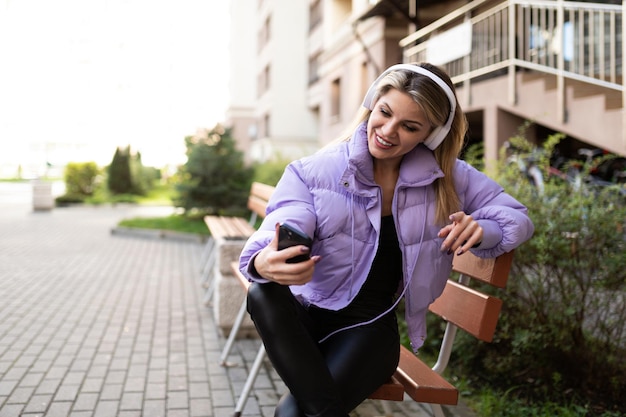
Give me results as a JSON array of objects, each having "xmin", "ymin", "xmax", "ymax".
[
  {"xmin": 470, "ymin": 387, "xmax": 622, "ymax": 417},
  {"xmin": 107, "ymin": 146, "xmax": 159, "ymax": 196},
  {"xmin": 454, "ymin": 134, "xmax": 626, "ymax": 413},
  {"xmin": 173, "ymin": 125, "xmax": 253, "ymax": 215},
  {"xmin": 63, "ymin": 162, "xmax": 100, "ymax": 197},
  {"xmin": 252, "ymin": 158, "xmax": 291, "ymax": 186},
  {"xmin": 118, "ymin": 214, "xmax": 209, "ymax": 235},
  {"xmin": 108, "ymin": 146, "xmax": 133, "ymax": 194}
]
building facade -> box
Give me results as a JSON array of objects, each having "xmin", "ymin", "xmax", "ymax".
[{"xmin": 226, "ymin": 0, "xmax": 626, "ymax": 167}]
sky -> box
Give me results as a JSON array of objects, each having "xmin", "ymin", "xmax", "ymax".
[{"xmin": 0, "ymin": 0, "xmax": 231, "ymax": 176}]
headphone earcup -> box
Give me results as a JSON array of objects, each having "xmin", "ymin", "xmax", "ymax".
[{"xmin": 423, "ymin": 126, "xmax": 447, "ymax": 150}]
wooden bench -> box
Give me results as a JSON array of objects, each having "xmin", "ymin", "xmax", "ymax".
[
  {"xmin": 226, "ymin": 250, "xmax": 515, "ymax": 417},
  {"xmin": 199, "ymin": 182, "xmax": 275, "ymax": 304}
]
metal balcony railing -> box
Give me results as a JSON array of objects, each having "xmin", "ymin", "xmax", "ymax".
[{"xmin": 400, "ymin": 0, "xmax": 623, "ymax": 94}]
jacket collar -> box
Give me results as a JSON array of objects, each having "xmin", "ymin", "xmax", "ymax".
[{"xmin": 341, "ymin": 121, "xmax": 444, "ymax": 193}]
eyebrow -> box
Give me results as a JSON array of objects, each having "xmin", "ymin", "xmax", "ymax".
[{"xmin": 380, "ymin": 100, "xmax": 425, "ymax": 126}]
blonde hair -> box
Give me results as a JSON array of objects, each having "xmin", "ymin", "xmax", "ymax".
[{"xmin": 340, "ymin": 63, "xmax": 467, "ymax": 225}]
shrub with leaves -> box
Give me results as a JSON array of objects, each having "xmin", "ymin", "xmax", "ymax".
[
  {"xmin": 56, "ymin": 161, "xmax": 101, "ymax": 204},
  {"xmin": 173, "ymin": 125, "xmax": 253, "ymax": 215},
  {"xmin": 63, "ymin": 161, "xmax": 100, "ymax": 197},
  {"xmin": 455, "ymin": 133, "xmax": 626, "ymax": 413}
]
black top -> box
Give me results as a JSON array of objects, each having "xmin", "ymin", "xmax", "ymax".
[{"xmin": 309, "ymin": 215, "xmax": 403, "ymax": 331}]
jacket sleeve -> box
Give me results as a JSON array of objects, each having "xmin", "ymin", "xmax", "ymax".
[
  {"xmin": 239, "ymin": 159, "xmax": 317, "ymax": 282},
  {"xmin": 456, "ymin": 161, "xmax": 534, "ymax": 258}
]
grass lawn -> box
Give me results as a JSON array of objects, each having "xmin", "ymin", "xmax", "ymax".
[{"xmin": 118, "ymin": 214, "xmax": 210, "ymax": 236}]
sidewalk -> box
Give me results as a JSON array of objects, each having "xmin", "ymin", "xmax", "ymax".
[{"xmin": 0, "ymin": 183, "xmax": 476, "ymax": 417}]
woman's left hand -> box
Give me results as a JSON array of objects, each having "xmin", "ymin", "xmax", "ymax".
[{"xmin": 438, "ymin": 211, "xmax": 483, "ymax": 255}]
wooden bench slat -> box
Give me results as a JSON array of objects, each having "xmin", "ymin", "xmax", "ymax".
[
  {"xmin": 247, "ymin": 196, "xmax": 269, "ymax": 219},
  {"xmin": 248, "ymin": 182, "xmax": 275, "ymax": 218},
  {"xmin": 429, "ymin": 281, "xmax": 503, "ymax": 342},
  {"xmin": 452, "ymin": 250, "xmax": 514, "ymax": 288},
  {"xmin": 394, "ymin": 346, "xmax": 458, "ymax": 405},
  {"xmin": 368, "ymin": 375, "xmax": 405, "ymax": 401},
  {"xmin": 204, "ymin": 215, "xmax": 256, "ymax": 240}
]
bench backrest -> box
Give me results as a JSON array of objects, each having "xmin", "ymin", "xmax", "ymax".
[
  {"xmin": 429, "ymin": 250, "xmax": 514, "ymax": 341},
  {"xmin": 427, "ymin": 250, "xmax": 514, "ymax": 374},
  {"xmin": 247, "ymin": 182, "xmax": 275, "ymax": 225}
]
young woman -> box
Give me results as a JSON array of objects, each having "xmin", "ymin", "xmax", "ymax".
[{"xmin": 238, "ymin": 63, "xmax": 534, "ymax": 417}]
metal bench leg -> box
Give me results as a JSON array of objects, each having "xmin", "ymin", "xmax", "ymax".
[
  {"xmin": 220, "ymin": 297, "xmax": 248, "ymax": 366},
  {"xmin": 200, "ymin": 237, "xmax": 213, "ymax": 266},
  {"xmin": 200, "ymin": 237, "xmax": 215, "ymax": 272},
  {"xmin": 430, "ymin": 404, "xmax": 445, "ymax": 417},
  {"xmin": 203, "ymin": 276, "xmax": 216, "ymax": 306},
  {"xmin": 200, "ymin": 245, "xmax": 217, "ymax": 288},
  {"xmin": 234, "ymin": 344, "xmax": 266, "ymax": 417}
]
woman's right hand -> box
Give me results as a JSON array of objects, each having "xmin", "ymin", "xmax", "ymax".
[{"xmin": 253, "ymin": 223, "xmax": 320, "ymax": 285}]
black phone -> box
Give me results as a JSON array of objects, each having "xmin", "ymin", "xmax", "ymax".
[{"xmin": 277, "ymin": 223, "xmax": 313, "ymax": 263}]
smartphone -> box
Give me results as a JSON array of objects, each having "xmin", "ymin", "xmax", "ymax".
[{"xmin": 277, "ymin": 223, "xmax": 313, "ymax": 263}]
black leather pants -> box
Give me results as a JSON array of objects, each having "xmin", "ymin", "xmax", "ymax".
[{"xmin": 246, "ymin": 282, "xmax": 400, "ymax": 417}]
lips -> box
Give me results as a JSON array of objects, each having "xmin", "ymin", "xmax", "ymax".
[{"xmin": 376, "ymin": 135, "xmax": 394, "ymax": 148}]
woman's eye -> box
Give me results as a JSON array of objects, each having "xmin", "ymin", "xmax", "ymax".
[{"xmin": 404, "ymin": 124, "xmax": 417, "ymax": 132}]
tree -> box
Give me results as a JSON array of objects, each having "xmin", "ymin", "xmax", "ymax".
[
  {"xmin": 174, "ymin": 125, "xmax": 253, "ymax": 214},
  {"xmin": 107, "ymin": 146, "xmax": 133, "ymax": 195}
]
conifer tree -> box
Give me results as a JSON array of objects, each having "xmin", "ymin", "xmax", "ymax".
[
  {"xmin": 107, "ymin": 146, "xmax": 133, "ymax": 194},
  {"xmin": 174, "ymin": 125, "xmax": 253, "ymax": 214}
]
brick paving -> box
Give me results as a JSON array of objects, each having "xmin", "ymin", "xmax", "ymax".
[{"xmin": 0, "ymin": 182, "xmax": 475, "ymax": 417}]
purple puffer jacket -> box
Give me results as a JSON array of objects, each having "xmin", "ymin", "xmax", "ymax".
[{"xmin": 239, "ymin": 122, "xmax": 534, "ymax": 351}]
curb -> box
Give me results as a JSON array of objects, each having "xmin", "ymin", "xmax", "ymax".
[{"xmin": 110, "ymin": 226, "xmax": 208, "ymax": 244}]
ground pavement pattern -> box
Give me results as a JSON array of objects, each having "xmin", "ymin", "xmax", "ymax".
[{"xmin": 0, "ymin": 182, "xmax": 477, "ymax": 417}]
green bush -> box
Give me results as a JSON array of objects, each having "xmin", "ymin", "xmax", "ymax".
[
  {"xmin": 63, "ymin": 161, "xmax": 100, "ymax": 197},
  {"xmin": 173, "ymin": 125, "xmax": 253, "ymax": 215},
  {"xmin": 252, "ymin": 158, "xmax": 291, "ymax": 186},
  {"xmin": 454, "ymin": 134, "xmax": 626, "ymax": 414}
]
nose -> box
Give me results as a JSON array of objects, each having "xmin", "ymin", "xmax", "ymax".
[{"xmin": 381, "ymin": 119, "xmax": 399, "ymax": 138}]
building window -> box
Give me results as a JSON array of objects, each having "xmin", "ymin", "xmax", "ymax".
[
  {"xmin": 331, "ymin": 78, "xmax": 341, "ymax": 119},
  {"xmin": 309, "ymin": 0, "xmax": 322, "ymax": 31},
  {"xmin": 308, "ymin": 54, "xmax": 320, "ymax": 85},
  {"xmin": 259, "ymin": 15, "xmax": 271, "ymax": 50},
  {"xmin": 263, "ymin": 113, "xmax": 271, "ymax": 138},
  {"xmin": 361, "ymin": 62, "xmax": 370, "ymax": 100},
  {"xmin": 258, "ymin": 64, "xmax": 271, "ymax": 97}
]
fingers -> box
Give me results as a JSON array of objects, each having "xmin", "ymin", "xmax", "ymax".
[
  {"xmin": 439, "ymin": 212, "xmax": 483, "ymax": 255},
  {"xmin": 254, "ymin": 223, "xmax": 319, "ymax": 285},
  {"xmin": 264, "ymin": 256, "xmax": 320, "ymax": 286},
  {"xmin": 260, "ymin": 247, "xmax": 319, "ymax": 285}
]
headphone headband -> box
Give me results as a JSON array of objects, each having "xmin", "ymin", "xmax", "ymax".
[{"xmin": 362, "ymin": 63, "xmax": 457, "ymax": 150}]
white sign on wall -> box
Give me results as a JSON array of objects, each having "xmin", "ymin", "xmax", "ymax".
[{"xmin": 426, "ymin": 21, "xmax": 473, "ymax": 65}]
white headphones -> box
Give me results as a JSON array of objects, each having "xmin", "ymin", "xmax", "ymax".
[{"xmin": 362, "ymin": 63, "xmax": 457, "ymax": 150}]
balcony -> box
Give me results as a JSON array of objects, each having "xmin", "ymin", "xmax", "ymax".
[{"xmin": 399, "ymin": 0, "xmax": 625, "ymax": 156}]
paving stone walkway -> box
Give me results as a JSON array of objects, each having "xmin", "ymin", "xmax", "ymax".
[{"xmin": 0, "ymin": 182, "xmax": 476, "ymax": 417}]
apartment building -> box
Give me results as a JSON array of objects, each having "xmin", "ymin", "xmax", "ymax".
[
  {"xmin": 227, "ymin": 0, "xmax": 626, "ymax": 167},
  {"xmin": 225, "ymin": 0, "xmax": 319, "ymax": 164}
]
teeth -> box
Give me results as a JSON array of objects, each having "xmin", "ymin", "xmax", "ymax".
[{"xmin": 377, "ymin": 136, "xmax": 392, "ymax": 146}]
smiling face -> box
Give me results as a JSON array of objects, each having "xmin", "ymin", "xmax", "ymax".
[{"xmin": 366, "ymin": 88, "xmax": 433, "ymax": 167}]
